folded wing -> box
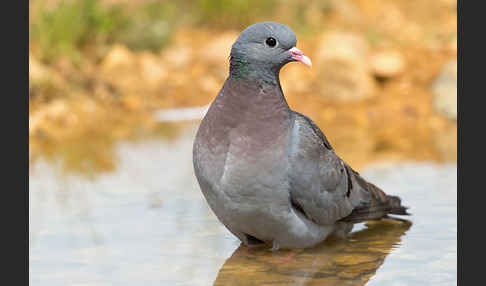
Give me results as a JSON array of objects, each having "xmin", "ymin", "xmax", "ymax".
[{"xmin": 288, "ymin": 111, "xmax": 409, "ymax": 226}]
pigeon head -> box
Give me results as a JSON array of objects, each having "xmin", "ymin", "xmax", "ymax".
[{"xmin": 229, "ymin": 22, "xmax": 311, "ymax": 79}]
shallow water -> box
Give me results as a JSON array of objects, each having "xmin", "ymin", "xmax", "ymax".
[{"xmin": 29, "ymin": 125, "xmax": 457, "ymax": 286}]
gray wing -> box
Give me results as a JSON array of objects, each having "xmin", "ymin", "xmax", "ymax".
[{"xmin": 287, "ymin": 111, "xmax": 408, "ymax": 226}]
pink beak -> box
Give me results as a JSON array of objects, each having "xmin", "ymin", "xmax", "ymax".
[{"xmin": 287, "ymin": 47, "xmax": 312, "ymax": 67}]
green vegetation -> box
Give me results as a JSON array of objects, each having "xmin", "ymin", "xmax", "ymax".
[
  {"xmin": 29, "ymin": 0, "xmax": 330, "ymax": 64},
  {"xmin": 194, "ymin": 0, "xmax": 277, "ymax": 29},
  {"xmin": 30, "ymin": 0, "xmax": 127, "ymax": 63},
  {"xmin": 30, "ymin": 0, "xmax": 180, "ymax": 64},
  {"xmin": 112, "ymin": 1, "xmax": 180, "ymax": 52}
]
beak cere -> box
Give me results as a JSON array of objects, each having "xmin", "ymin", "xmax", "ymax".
[{"xmin": 288, "ymin": 47, "xmax": 312, "ymax": 67}]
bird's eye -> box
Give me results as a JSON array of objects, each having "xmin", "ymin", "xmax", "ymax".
[{"xmin": 265, "ymin": 37, "xmax": 277, "ymax": 48}]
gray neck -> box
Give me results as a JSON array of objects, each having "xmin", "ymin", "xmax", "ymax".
[{"xmin": 229, "ymin": 55, "xmax": 282, "ymax": 86}]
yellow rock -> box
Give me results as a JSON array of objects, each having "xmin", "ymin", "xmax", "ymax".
[
  {"xmin": 315, "ymin": 32, "xmax": 375, "ymax": 101},
  {"xmin": 29, "ymin": 55, "xmax": 50, "ymax": 83},
  {"xmin": 369, "ymin": 51, "xmax": 405, "ymax": 78},
  {"xmin": 29, "ymin": 54, "xmax": 65, "ymax": 88},
  {"xmin": 315, "ymin": 31, "xmax": 369, "ymax": 65},
  {"xmin": 139, "ymin": 52, "xmax": 168, "ymax": 88},
  {"xmin": 201, "ymin": 32, "xmax": 238, "ymax": 64},
  {"xmin": 161, "ymin": 45, "xmax": 193, "ymax": 68},
  {"xmin": 101, "ymin": 44, "xmax": 135, "ymax": 72},
  {"xmin": 123, "ymin": 95, "xmax": 142, "ymax": 110},
  {"xmin": 318, "ymin": 58, "xmax": 375, "ymax": 101}
]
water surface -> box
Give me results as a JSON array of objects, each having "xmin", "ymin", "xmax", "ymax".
[{"xmin": 29, "ymin": 125, "xmax": 457, "ymax": 285}]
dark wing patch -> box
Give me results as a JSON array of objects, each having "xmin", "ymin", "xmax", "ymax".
[
  {"xmin": 339, "ymin": 178, "xmax": 410, "ymax": 223},
  {"xmin": 344, "ymin": 164, "xmax": 353, "ymax": 198}
]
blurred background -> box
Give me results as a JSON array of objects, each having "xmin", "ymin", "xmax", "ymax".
[
  {"xmin": 29, "ymin": 0, "xmax": 457, "ymax": 173},
  {"xmin": 29, "ymin": 1, "xmax": 457, "ymax": 285}
]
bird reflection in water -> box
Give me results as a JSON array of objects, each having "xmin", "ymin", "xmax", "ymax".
[{"xmin": 213, "ymin": 218, "xmax": 412, "ymax": 286}]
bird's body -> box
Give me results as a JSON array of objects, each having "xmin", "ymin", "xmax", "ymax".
[{"xmin": 193, "ymin": 22, "xmax": 408, "ymax": 249}]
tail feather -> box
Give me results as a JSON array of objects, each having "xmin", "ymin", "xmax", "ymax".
[
  {"xmin": 339, "ymin": 173, "xmax": 410, "ymax": 223},
  {"xmin": 387, "ymin": 195, "xmax": 410, "ymax": 216}
]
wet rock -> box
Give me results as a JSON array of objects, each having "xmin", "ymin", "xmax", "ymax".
[
  {"xmin": 432, "ymin": 59, "xmax": 457, "ymax": 120},
  {"xmin": 315, "ymin": 32, "xmax": 375, "ymax": 101},
  {"xmin": 369, "ymin": 50, "xmax": 405, "ymax": 79}
]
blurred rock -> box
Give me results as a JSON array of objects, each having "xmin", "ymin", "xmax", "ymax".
[
  {"xmin": 281, "ymin": 64, "xmax": 313, "ymax": 93},
  {"xmin": 29, "ymin": 99, "xmax": 70, "ymax": 135},
  {"xmin": 315, "ymin": 32, "xmax": 375, "ymax": 101},
  {"xmin": 101, "ymin": 45, "xmax": 170, "ymax": 96},
  {"xmin": 439, "ymin": 0, "xmax": 457, "ymax": 10},
  {"xmin": 316, "ymin": 32, "xmax": 369, "ymax": 63},
  {"xmin": 101, "ymin": 45, "xmax": 135, "ymax": 72},
  {"xmin": 447, "ymin": 35, "xmax": 457, "ymax": 53},
  {"xmin": 333, "ymin": 0, "xmax": 362, "ymax": 23},
  {"xmin": 29, "ymin": 54, "xmax": 64, "ymax": 87},
  {"xmin": 139, "ymin": 52, "xmax": 168, "ymax": 88},
  {"xmin": 29, "ymin": 55, "xmax": 50, "ymax": 83},
  {"xmin": 369, "ymin": 51, "xmax": 405, "ymax": 79},
  {"xmin": 161, "ymin": 45, "xmax": 192, "ymax": 68},
  {"xmin": 201, "ymin": 32, "xmax": 238, "ymax": 64},
  {"xmin": 29, "ymin": 111, "xmax": 44, "ymax": 136},
  {"xmin": 100, "ymin": 45, "xmax": 139, "ymax": 94},
  {"xmin": 122, "ymin": 95, "xmax": 143, "ymax": 110},
  {"xmin": 378, "ymin": 4, "xmax": 405, "ymax": 35},
  {"xmin": 434, "ymin": 123, "xmax": 457, "ymax": 162},
  {"xmin": 45, "ymin": 99, "xmax": 69, "ymax": 120},
  {"xmin": 432, "ymin": 59, "xmax": 457, "ymax": 120},
  {"xmin": 199, "ymin": 75, "xmax": 220, "ymax": 92}
]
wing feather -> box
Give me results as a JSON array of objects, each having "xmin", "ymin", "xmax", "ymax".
[{"xmin": 288, "ymin": 111, "xmax": 409, "ymax": 226}]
